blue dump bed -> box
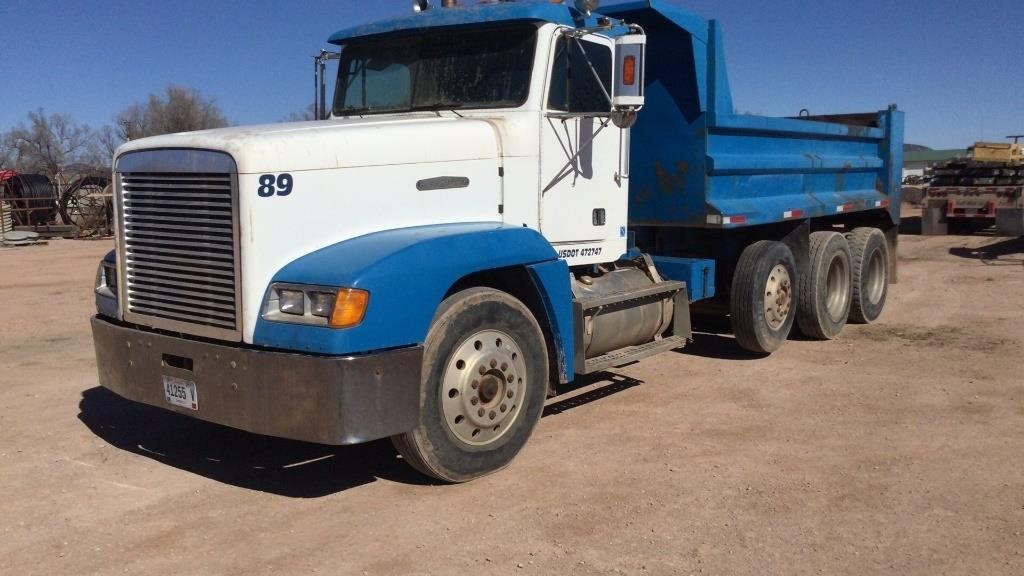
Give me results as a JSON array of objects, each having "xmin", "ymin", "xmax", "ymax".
[{"xmin": 603, "ymin": 1, "xmax": 904, "ymax": 229}]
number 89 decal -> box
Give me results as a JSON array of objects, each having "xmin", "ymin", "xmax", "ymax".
[{"xmin": 257, "ymin": 173, "xmax": 293, "ymax": 197}]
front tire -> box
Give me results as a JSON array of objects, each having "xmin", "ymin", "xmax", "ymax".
[
  {"xmin": 392, "ymin": 287, "xmax": 548, "ymax": 483},
  {"xmin": 846, "ymin": 227, "xmax": 889, "ymax": 324},
  {"xmin": 796, "ymin": 231, "xmax": 853, "ymax": 339},
  {"xmin": 730, "ymin": 240, "xmax": 798, "ymax": 354}
]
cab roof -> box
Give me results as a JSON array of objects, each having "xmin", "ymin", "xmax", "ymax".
[
  {"xmin": 328, "ymin": 2, "xmax": 596, "ymax": 45},
  {"xmin": 328, "ymin": 1, "xmax": 710, "ymax": 46}
]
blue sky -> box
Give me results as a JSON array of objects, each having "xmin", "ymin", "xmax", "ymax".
[{"xmin": 2, "ymin": 0, "xmax": 1021, "ymax": 149}]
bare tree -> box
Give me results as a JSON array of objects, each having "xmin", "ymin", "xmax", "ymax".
[
  {"xmin": 282, "ymin": 103, "xmax": 318, "ymax": 122},
  {"xmin": 1, "ymin": 86, "xmax": 229, "ymax": 179},
  {"xmin": 93, "ymin": 125, "xmax": 123, "ymax": 166},
  {"xmin": 117, "ymin": 85, "xmax": 229, "ymax": 140},
  {"xmin": 0, "ymin": 140, "xmax": 16, "ymax": 171},
  {"xmin": 2, "ymin": 109, "xmax": 98, "ymax": 179}
]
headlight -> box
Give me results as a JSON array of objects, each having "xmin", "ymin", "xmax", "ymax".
[
  {"xmin": 278, "ymin": 289, "xmax": 305, "ymax": 316},
  {"xmin": 263, "ymin": 283, "xmax": 369, "ymax": 329},
  {"xmin": 309, "ymin": 291, "xmax": 336, "ymax": 318},
  {"xmin": 95, "ymin": 260, "xmax": 117, "ymax": 299}
]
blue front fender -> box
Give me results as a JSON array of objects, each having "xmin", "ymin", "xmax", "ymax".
[{"xmin": 253, "ymin": 223, "xmax": 571, "ymax": 366}]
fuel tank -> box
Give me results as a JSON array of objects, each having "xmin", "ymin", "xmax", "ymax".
[{"xmin": 572, "ymin": 265, "xmax": 674, "ymax": 358}]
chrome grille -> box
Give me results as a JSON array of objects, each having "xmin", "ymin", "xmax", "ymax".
[{"xmin": 120, "ymin": 172, "xmax": 239, "ymax": 335}]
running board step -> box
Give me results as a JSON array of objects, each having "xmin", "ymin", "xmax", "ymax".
[
  {"xmin": 575, "ymin": 280, "xmax": 685, "ymax": 312},
  {"xmin": 582, "ymin": 335, "xmax": 688, "ymax": 375}
]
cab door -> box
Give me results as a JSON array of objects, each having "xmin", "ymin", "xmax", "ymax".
[{"xmin": 539, "ymin": 33, "xmax": 625, "ymax": 250}]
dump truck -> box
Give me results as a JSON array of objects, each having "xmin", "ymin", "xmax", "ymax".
[
  {"xmin": 91, "ymin": 0, "xmax": 904, "ymax": 482},
  {"xmin": 922, "ymin": 138, "xmax": 1024, "ymax": 236}
]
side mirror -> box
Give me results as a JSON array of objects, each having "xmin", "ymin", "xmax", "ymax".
[{"xmin": 611, "ymin": 33, "xmax": 646, "ymax": 129}]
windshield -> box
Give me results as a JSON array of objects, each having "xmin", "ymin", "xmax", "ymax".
[{"xmin": 333, "ymin": 23, "xmax": 538, "ymax": 116}]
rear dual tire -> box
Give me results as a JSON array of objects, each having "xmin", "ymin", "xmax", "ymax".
[
  {"xmin": 846, "ymin": 227, "xmax": 889, "ymax": 324},
  {"xmin": 730, "ymin": 241, "xmax": 797, "ymax": 354},
  {"xmin": 732, "ymin": 227, "xmax": 889, "ymax": 352},
  {"xmin": 796, "ymin": 232, "xmax": 853, "ymax": 340}
]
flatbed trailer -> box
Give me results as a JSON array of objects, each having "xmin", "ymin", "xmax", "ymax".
[{"xmin": 922, "ymin": 185, "xmax": 1024, "ymax": 236}]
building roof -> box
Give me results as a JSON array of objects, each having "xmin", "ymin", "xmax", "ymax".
[{"xmin": 904, "ymin": 149, "xmax": 967, "ymax": 164}]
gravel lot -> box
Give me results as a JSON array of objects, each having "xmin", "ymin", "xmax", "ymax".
[{"xmin": 1, "ymin": 222, "xmax": 1022, "ymax": 576}]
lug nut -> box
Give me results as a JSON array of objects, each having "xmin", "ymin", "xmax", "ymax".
[
  {"xmin": 501, "ymin": 362, "xmax": 508, "ymax": 371},
  {"xmin": 500, "ymin": 404, "xmax": 507, "ymax": 413},
  {"xmin": 489, "ymin": 411, "xmax": 496, "ymax": 420},
  {"xmin": 506, "ymin": 374, "xmax": 514, "ymax": 383},
  {"xmin": 490, "ymin": 359, "xmax": 497, "ymax": 368},
  {"xmin": 478, "ymin": 365, "xmax": 486, "ymax": 375},
  {"xmin": 471, "ymin": 380, "xmax": 479, "ymax": 390},
  {"xmin": 471, "ymin": 397, "xmax": 479, "ymax": 405},
  {"xmin": 478, "ymin": 408, "xmax": 485, "ymax": 417},
  {"xmin": 507, "ymin": 390, "xmax": 514, "ymax": 398}
]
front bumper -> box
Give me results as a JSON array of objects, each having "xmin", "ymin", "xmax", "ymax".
[{"xmin": 91, "ymin": 316, "xmax": 422, "ymax": 445}]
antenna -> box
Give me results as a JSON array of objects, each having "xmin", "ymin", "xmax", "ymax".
[{"xmin": 1008, "ymin": 135, "xmax": 1024, "ymax": 144}]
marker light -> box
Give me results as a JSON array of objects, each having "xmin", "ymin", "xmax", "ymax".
[
  {"xmin": 330, "ymin": 289, "xmax": 370, "ymax": 329},
  {"xmin": 574, "ymin": 0, "xmax": 600, "ymax": 16},
  {"xmin": 622, "ymin": 55, "xmax": 636, "ymax": 86}
]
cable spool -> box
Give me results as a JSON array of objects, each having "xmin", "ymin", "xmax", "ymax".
[
  {"xmin": 1, "ymin": 201, "xmax": 13, "ymax": 234},
  {"xmin": 7, "ymin": 174, "xmax": 57, "ymax": 226},
  {"xmin": 0, "ymin": 172, "xmax": 17, "ymax": 232},
  {"xmin": 60, "ymin": 175, "xmax": 112, "ymax": 234}
]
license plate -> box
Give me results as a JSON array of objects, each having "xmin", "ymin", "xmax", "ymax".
[{"xmin": 163, "ymin": 375, "xmax": 199, "ymax": 411}]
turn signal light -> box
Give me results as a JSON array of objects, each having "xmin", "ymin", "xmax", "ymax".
[
  {"xmin": 330, "ymin": 289, "xmax": 370, "ymax": 328},
  {"xmin": 622, "ymin": 55, "xmax": 636, "ymax": 86}
]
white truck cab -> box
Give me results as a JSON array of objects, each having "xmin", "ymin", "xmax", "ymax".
[{"xmin": 95, "ymin": 4, "xmax": 663, "ymax": 482}]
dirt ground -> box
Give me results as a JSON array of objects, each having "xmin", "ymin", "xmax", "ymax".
[{"xmin": 1, "ymin": 219, "xmax": 1022, "ymax": 576}]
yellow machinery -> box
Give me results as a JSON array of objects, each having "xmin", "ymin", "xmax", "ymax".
[{"xmin": 971, "ymin": 141, "xmax": 1023, "ymax": 165}]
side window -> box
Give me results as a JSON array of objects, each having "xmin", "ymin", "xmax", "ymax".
[{"xmin": 547, "ymin": 37, "xmax": 613, "ymax": 114}]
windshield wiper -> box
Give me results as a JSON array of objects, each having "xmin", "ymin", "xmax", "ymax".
[
  {"xmin": 410, "ymin": 103, "xmax": 466, "ymax": 117},
  {"xmin": 336, "ymin": 103, "xmax": 466, "ymax": 118},
  {"xmin": 336, "ymin": 104, "xmax": 411, "ymax": 117}
]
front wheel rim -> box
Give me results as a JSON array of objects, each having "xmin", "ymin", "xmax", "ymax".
[
  {"xmin": 440, "ymin": 329, "xmax": 527, "ymax": 446},
  {"xmin": 763, "ymin": 263, "xmax": 792, "ymax": 331}
]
